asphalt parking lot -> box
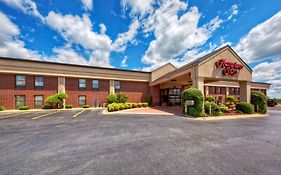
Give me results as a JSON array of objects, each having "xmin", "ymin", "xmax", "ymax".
[{"xmin": 0, "ymin": 108, "xmax": 281, "ymax": 175}]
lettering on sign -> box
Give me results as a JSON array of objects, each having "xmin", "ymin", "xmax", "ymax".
[{"xmin": 215, "ymin": 59, "xmax": 243, "ymax": 76}]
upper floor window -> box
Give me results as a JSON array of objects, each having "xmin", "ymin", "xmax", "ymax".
[
  {"xmin": 92, "ymin": 80, "xmax": 99, "ymax": 90},
  {"xmin": 114, "ymin": 81, "xmax": 120, "ymax": 91},
  {"xmin": 35, "ymin": 76, "xmax": 44, "ymax": 88},
  {"xmin": 16, "ymin": 75, "xmax": 26, "ymax": 88},
  {"xmin": 79, "ymin": 79, "xmax": 86, "ymax": 89}
]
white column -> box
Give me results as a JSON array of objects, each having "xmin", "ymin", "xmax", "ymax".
[
  {"xmin": 58, "ymin": 76, "xmax": 65, "ymax": 93},
  {"xmin": 109, "ymin": 80, "xmax": 115, "ymax": 94},
  {"xmin": 239, "ymin": 81, "xmax": 251, "ymax": 102},
  {"xmin": 58, "ymin": 76, "xmax": 66, "ymax": 108}
]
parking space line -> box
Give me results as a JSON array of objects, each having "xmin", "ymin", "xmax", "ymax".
[
  {"xmin": 0, "ymin": 112, "xmax": 31, "ymax": 120},
  {"xmin": 32, "ymin": 111, "xmax": 60, "ymax": 120},
  {"xmin": 73, "ymin": 109, "xmax": 87, "ymax": 118}
]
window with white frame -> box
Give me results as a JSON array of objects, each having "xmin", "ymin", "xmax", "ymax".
[
  {"xmin": 16, "ymin": 75, "xmax": 26, "ymax": 87},
  {"xmin": 79, "ymin": 79, "xmax": 86, "ymax": 89}
]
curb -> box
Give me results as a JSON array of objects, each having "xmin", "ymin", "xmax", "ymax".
[{"xmin": 194, "ymin": 114, "xmax": 269, "ymax": 121}]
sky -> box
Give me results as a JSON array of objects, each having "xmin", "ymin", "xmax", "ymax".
[{"xmin": 0, "ymin": 0, "xmax": 281, "ymax": 98}]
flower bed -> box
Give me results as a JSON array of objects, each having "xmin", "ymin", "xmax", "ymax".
[{"xmin": 107, "ymin": 102, "xmax": 148, "ymax": 112}]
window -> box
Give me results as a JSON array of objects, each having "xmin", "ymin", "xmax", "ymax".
[
  {"xmin": 16, "ymin": 75, "xmax": 26, "ymax": 87},
  {"xmin": 78, "ymin": 96, "xmax": 86, "ymax": 106},
  {"xmin": 35, "ymin": 76, "xmax": 44, "ymax": 88},
  {"xmin": 79, "ymin": 79, "xmax": 86, "ymax": 89},
  {"xmin": 15, "ymin": 95, "xmax": 25, "ymax": 108},
  {"xmin": 34, "ymin": 96, "xmax": 43, "ymax": 108},
  {"xmin": 209, "ymin": 86, "xmax": 215, "ymax": 94},
  {"xmin": 216, "ymin": 87, "xmax": 221, "ymax": 94},
  {"xmin": 114, "ymin": 81, "xmax": 120, "ymax": 91},
  {"xmin": 92, "ymin": 80, "xmax": 99, "ymax": 90}
]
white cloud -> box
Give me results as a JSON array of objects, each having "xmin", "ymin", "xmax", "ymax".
[
  {"xmin": 0, "ymin": 0, "xmax": 44, "ymax": 21},
  {"xmin": 121, "ymin": 56, "xmax": 128, "ymax": 67},
  {"xmin": 235, "ymin": 11, "xmax": 281, "ymax": 62},
  {"xmin": 81, "ymin": 0, "xmax": 93, "ymax": 11},
  {"xmin": 46, "ymin": 11, "xmax": 112, "ymax": 67},
  {"xmin": 112, "ymin": 20, "xmax": 140, "ymax": 52},
  {"xmin": 141, "ymin": 0, "xmax": 222, "ymax": 66},
  {"xmin": 121, "ymin": 0, "xmax": 155, "ymax": 17},
  {"xmin": 0, "ymin": 12, "xmax": 41, "ymax": 60},
  {"xmin": 227, "ymin": 4, "xmax": 238, "ymax": 20},
  {"xmin": 253, "ymin": 59, "xmax": 281, "ymax": 98},
  {"xmin": 0, "ymin": 12, "xmax": 20, "ymax": 41},
  {"xmin": 48, "ymin": 47, "xmax": 88, "ymax": 65}
]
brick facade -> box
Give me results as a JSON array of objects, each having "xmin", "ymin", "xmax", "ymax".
[
  {"xmin": 65, "ymin": 77, "xmax": 109, "ymax": 108},
  {"xmin": 0, "ymin": 73, "xmax": 57, "ymax": 109},
  {"xmin": 118, "ymin": 81, "xmax": 150, "ymax": 103}
]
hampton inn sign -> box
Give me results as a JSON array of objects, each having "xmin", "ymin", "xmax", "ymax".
[
  {"xmin": 215, "ymin": 59, "xmax": 244, "ymax": 76},
  {"xmin": 0, "ymin": 45, "xmax": 270, "ymax": 109}
]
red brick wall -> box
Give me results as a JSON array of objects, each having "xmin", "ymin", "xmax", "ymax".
[
  {"xmin": 0, "ymin": 73, "xmax": 57, "ymax": 109},
  {"xmin": 150, "ymin": 85, "xmax": 160, "ymax": 106},
  {"xmin": 118, "ymin": 81, "xmax": 150, "ymax": 103},
  {"xmin": 65, "ymin": 78, "xmax": 109, "ymax": 108}
]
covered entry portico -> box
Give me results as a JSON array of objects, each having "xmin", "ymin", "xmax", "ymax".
[{"xmin": 150, "ymin": 45, "xmax": 253, "ymax": 106}]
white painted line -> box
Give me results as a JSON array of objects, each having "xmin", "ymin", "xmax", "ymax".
[
  {"xmin": 0, "ymin": 112, "xmax": 31, "ymax": 120},
  {"xmin": 73, "ymin": 109, "xmax": 87, "ymax": 118},
  {"xmin": 32, "ymin": 111, "xmax": 60, "ymax": 120}
]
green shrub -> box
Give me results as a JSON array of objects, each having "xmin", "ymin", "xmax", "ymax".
[
  {"xmin": 116, "ymin": 93, "xmax": 128, "ymax": 103},
  {"xmin": 142, "ymin": 102, "xmax": 148, "ymax": 107},
  {"xmin": 181, "ymin": 88, "xmax": 204, "ymax": 117},
  {"xmin": 124, "ymin": 103, "xmax": 130, "ymax": 109},
  {"xmin": 146, "ymin": 95, "xmax": 152, "ymax": 106},
  {"xmin": 251, "ymin": 91, "xmax": 267, "ymax": 114},
  {"xmin": 107, "ymin": 94, "xmax": 117, "ymax": 104},
  {"xmin": 204, "ymin": 101, "xmax": 219, "ymax": 116},
  {"xmin": 226, "ymin": 96, "xmax": 238, "ymax": 103},
  {"xmin": 0, "ymin": 105, "xmax": 5, "ymax": 111},
  {"xmin": 137, "ymin": 103, "xmax": 142, "ymax": 108},
  {"xmin": 45, "ymin": 93, "xmax": 68, "ymax": 108},
  {"xmin": 83, "ymin": 104, "xmax": 90, "ymax": 108},
  {"xmin": 127, "ymin": 103, "xmax": 133, "ymax": 108},
  {"xmin": 205, "ymin": 96, "xmax": 215, "ymax": 102},
  {"xmin": 108, "ymin": 106, "xmax": 114, "ymax": 112},
  {"xmin": 235, "ymin": 110, "xmax": 243, "ymax": 114},
  {"xmin": 65, "ymin": 104, "xmax": 73, "ymax": 109},
  {"xmin": 119, "ymin": 103, "xmax": 126, "ymax": 110},
  {"xmin": 112, "ymin": 103, "xmax": 120, "ymax": 111},
  {"xmin": 132, "ymin": 103, "xmax": 138, "ymax": 108},
  {"xmin": 236, "ymin": 102, "xmax": 253, "ymax": 114},
  {"xmin": 19, "ymin": 106, "xmax": 29, "ymax": 110},
  {"xmin": 220, "ymin": 107, "xmax": 228, "ymax": 113}
]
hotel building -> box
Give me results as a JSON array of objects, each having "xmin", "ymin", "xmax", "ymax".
[{"xmin": 0, "ymin": 45, "xmax": 269, "ymax": 110}]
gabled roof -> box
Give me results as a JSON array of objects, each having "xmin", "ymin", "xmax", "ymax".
[{"xmin": 151, "ymin": 45, "xmax": 252, "ymax": 84}]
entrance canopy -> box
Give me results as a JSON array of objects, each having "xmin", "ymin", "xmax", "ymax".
[{"xmin": 150, "ymin": 45, "xmax": 253, "ymax": 102}]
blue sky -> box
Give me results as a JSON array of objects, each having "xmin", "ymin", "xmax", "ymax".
[{"xmin": 0, "ymin": 0, "xmax": 281, "ymax": 97}]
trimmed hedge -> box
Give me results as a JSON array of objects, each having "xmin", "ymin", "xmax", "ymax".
[
  {"xmin": 181, "ymin": 88, "xmax": 204, "ymax": 117},
  {"xmin": 204, "ymin": 101, "xmax": 219, "ymax": 116},
  {"xmin": 205, "ymin": 96, "xmax": 215, "ymax": 102},
  {"xmin": 42, "ymin": 105, "xmax": 52, "ymax": 109},
  {"xmin": 236, "ymin": 102, "xmax": 253, "ymax": 114},
  {"xmin": 65, "ymin": 104, "xmax": 73, "ymax": 109},
  {"xmin": 83, "ymin": 104, "xmax": 90, "ymax": 108},
  {"xmin": 19, "ymin": 106, "xmax": 29, "ymax": 110},
  {"xmin": 108, "ymin": 102, "xmax": 148, "ymax": 112},
  {"xmin": 251, "ymin": 91, "xmax": 267, "ymax": 114},
  {"xmin": 107, "ymin": 94, "xmax": 117, "ymax": 104},
  {"xmin": 0, "ymin": 105, "xmax": 5, "ymax": 111}
]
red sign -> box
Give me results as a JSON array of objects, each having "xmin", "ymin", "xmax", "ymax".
[{"xmin": 215, "ymin": 59, "xmax": 243, "ymax": 76}]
